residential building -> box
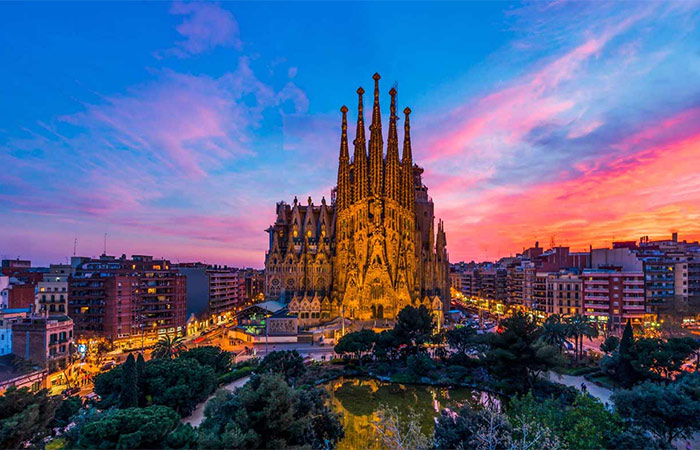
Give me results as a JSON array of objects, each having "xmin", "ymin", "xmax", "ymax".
[
  {"xmin": 583, "ymin": 270, "xmax": 645, "ymax": 331},
  {"xmin": 12, "ymin": 315, "xmax": 73, "ymax": 373},
  {"xmin": 545, "ymin": 272, "xmax": 582, "ymax": 316},
  {"xmin": 68, "ymin": 254, "xmax": 187, "ymax": 345},
  {"xmin": 0, "ymin": 308, "xmax": 30, "ymax": 356}
]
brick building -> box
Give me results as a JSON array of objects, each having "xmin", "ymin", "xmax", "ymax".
[
  {"xmin": 12, "ymin": 315, "xmax": 73, "ymax": 373},
  {"xmin": 583, "ymin": 270, "xmax": 645, "ymax": 331},
  {"xmin": 69, "ymin": 255, "xmax": 186, "ymax": 345}
]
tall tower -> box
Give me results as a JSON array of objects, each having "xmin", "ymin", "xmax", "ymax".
[
  {"xmin": 385, "ymin": 88, "xmax": 401, "ymax": 204},
  {"xmin": 353, "ymin": 88, "xmax": 368, "ymax": 202},
  {"xmin": 401, "ymin": 107, "xmax": 415, "ymax": 213},
  {"xmin": 368, "ymin": 73, "xmax": 384, "ymax": 197},
  {"xmin": 337, "ymin": 105, "xmax": 350, "ymax": 211}
]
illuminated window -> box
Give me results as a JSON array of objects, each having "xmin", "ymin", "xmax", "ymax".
[
  {"xmin": 147, "ymin": 288, "xmax": 157, "ymax": 294},
  {"xmin": 153, "ymin": 265, "xmax": 161, "ymax": 270}
]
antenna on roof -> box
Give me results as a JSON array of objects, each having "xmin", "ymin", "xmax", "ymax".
[
  {"xmin": 73, "ymin": 238, "xmax": 77, "ymax": 256},
  {"xmin": 103, "ymin": 233, "xmax": 107, "ymax": 256}
]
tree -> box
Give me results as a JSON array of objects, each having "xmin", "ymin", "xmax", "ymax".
[
  {"xmin": 72, "ymin": 405, "xmax": 184, "ymax": 449},
  {"xmin": 373, "ymin": 329, "xmax": 400, "ymax": 361},
  {"xmin": 446, "ymin": 324, "xmax": 479, "ymax": 355},
  {"xmin": 179, "ymin": 346, "xmax": 232, "ymax": 374},
  {"xmin": 257, "ymin": 350, "xmax": 306, "ymax": 386},
  {"xmin": 484, "ymin": 312, "xmax": 558, "ymax": 394},
  {"xmin": 433, "ymin": 402, "xmax": 561, "ymax": 450},
  {"xmin": 599, "ymin": 335, "xmax": 620, "ymax": 355},
  {"xmin": 612, "ymin": 373, "xmax": 700, "ymax": 445},
  {"xmin": 0, "ymin": 387, "xmax": 60, "ymax": 448},
  {"xmin": 136, "ymin": 353, "xmax": 146, "ymax": 406},
  {"xmin": 334, "ymin": 329, "xmax": 376, "ymax": 364},
  {"xmin": 372, "ymin": 407, "xmax": 430, "ymax": 450},
  {"xmin": 119, "ymin": 353, "xmax": 139, "ymax": 409},
  {"xmin": 152, "ymin": 334, "xmax": 186, "ymax": 359},
  {"xmin": 539, "ymin": 315, "xmax": 569, "ymax": 354},
  {"xmin": 198, "ymin": 372, "xmax": 343, "ymax": 449},
  {"xmin": 95, "ymin": 356, "xmax": 216, "ymax": 416},
  {"xmin": 617, "ymin": 319, "xmax": 635, "ymax": 387},
  {"xmin": 394, "ymin": 305, "xmax": 435, "ymax": 355},
  {"xmin": 565, "ymin": 314, "xmax": 598, "ymax": 362},
  {"xmin": 52, "ymin": 395, "xmax": 82, "ymax": 429}
]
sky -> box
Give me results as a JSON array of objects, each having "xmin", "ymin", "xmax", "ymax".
[{"xmin": 1, "ymin": 1, "xmax": 700, "ymax": 267}]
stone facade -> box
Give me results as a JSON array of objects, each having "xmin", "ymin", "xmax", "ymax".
[{"xmin": 264, "ymin": 74, "xmax": 449, "ymax": 327}]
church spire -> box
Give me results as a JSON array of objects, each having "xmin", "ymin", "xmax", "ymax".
[
  {"xmin": 385, "ymin": 87, "xmax": 400, "ymax": 203},
  {"xmin": 368, "ymin": 73, "xmax": 384, "ymax": 197},
  {"xmin": 337, "ymin": 105, "xmax": 350, "ymax": 211},
  {"xmin": 402, "ymin": 107, "xmax": 414, "ymax": 212},
  {"xmin": 353, "ymin": 87, "xmax": 368, "ymax": 201}
]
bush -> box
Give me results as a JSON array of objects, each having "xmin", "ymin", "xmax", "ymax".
[
  {"xmin": 407, "ymin": 353, "xmax": 435, "ymax": 377},
  {"xmin": 446, "ymin": 365, "xmax": 470, "ymax": 383},
  {"xmin": 217, "ymin": 366, "xmax": 255, "ymax": 385}
]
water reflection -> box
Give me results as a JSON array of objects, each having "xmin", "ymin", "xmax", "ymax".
[{"xmin": 324, "ymin": 377, "xmax": 495, "ymax": 450}]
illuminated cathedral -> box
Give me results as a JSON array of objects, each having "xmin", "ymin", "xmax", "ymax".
[{"xmin": 264, "ymin": 73, "xmax": 449, "ymax": 327}]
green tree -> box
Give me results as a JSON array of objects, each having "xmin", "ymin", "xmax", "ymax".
[
  {"xmin": 179, "ymin": 346, "xmax": 232, "ymax": 374},
  {"xmin": 95, "ymin": 356, "xmax": 216, "ymax": 416},
  {"xmin": 0, "ymin": 387, "xmax": 60, "ymax": 448},
  {"xmin": 508, "ymin": 392, "xmax": 621, "ymax": 450},
  {"xmin": 152, "ymin": 334, "xmax": 186, "ymax": 359},
  {"xmin": 600, "ymin": 335, "xmax": 620, "ymax": 354},
  {"xmin": 617, "ymin": 319, "xmax": 635, "ymax": 387},
  {"xmin": 484, "ymin": 312, "xmax": 558, "ymax": 394},
  {"xmin": 334, "ymin": 329, "xmax": 376, "ymax": 364},
  {"xmin": 539, "ymin": 314, "xmax": 569, "ymax": 354},
  {"xmin": 373, "ymin": 329, "xmax": 400, "ymax": 361},
  {"xmin": 198, "ymin": 372, "xmax": 343, "ymax": 449},
  {"xmin": 72, "ymin": 405, "xmax": 182, "ymax": 449},
  {"xmin": 565, "ymin": 314, "xmax": 598, "ymax": 362},
  {"xmin": 119, "ymin": 353, "xmax": 139, "ymax": 409},
  {"xmin": 52, "ymin": 395, "xmax": 82, "ymax": 429},
  {"xmin": 257, "ymin": 350, "xmax": 306, "ymax": 386},
  {"xmin": 136, "ymin": 353, "xmax": 146, "ymax": 406},
  {"xmin": 394, "ymin": 305, "xmax": 435, "ymax": 355},
  {"xmin": 612, "ymin": 373, "xmax": 700, "ymax": 445}
]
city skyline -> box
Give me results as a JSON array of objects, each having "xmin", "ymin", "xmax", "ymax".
[{"xmin": 2, "ymin": 1, "xmax": 700, "ymax": 267}]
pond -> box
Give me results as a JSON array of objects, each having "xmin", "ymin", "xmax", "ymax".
[{"xmin": 323, "ymin": 377, "xmax": 496, "ymax": 450}]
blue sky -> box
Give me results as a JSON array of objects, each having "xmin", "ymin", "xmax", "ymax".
[{"xmin": 1, "ymin": 1, "xmax": 700, "ymax": 266}]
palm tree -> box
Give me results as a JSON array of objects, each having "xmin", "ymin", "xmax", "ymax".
[
  {"xmin": 539, "ymin": 314, "xmax": 568, "ymax": 353},
  {"xmin": 151, "ymin": 334, "xmax": 186, "ymax": 359},
  {"xmin": 566, "ymin": 314, "xmax": 598, "ymax": 362}
]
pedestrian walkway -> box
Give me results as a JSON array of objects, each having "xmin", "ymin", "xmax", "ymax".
[
  {"xmin": 544, "ymin": 371, "xmax": 612, "ymax": 405},
  {"xmin": 182, "ymin": 375, "xmax": 251, "ymax": 427}
]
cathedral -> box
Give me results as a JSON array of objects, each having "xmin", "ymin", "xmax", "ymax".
[{"xmin": 264, "ymin": 73, "xmax": 449, "ymax": 327}]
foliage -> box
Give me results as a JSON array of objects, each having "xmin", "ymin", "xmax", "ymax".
[
  {"xmin": 600, "ymin": 335, "xmax": 620, "ymax": 354},
  {"xmin": 617, "ymin": 319, "xmax": 635, "ymax": 387},
  {"xmin": 257, "ymin": 350, "xmax": 306, "ymax": 386},
  {"xmin": 198, "ymin": 372, "xmax": 343, "ymax": 449},
  {"xmin": 446, "ymin": 324, "xmax": 480, "ymax": 356},
  {"xmin": 71, "ymin": 405, "xmax": 185, "ymax": 449},
  {"xmin": 484, "ymin": 312, "xmax": 559, "ymax": 394},
  {"xmin": 539, "ymin": 314, "xmax": 569, "ymax": 353},
  {"xmin": 373, "ymin": 329, "xmax": 401, "ymax": 361},
  {"xmin": 218, "ymin": 365, "xmax": 255, "ymax": 385},
  {"xmin": 152, "ymin": 334, "xmax": 186, "ymax": 360},
  {"xmin": 372, "ymin": 407, "xmax": 430, "ymax": 450},
  {"xmin": 509, "ymin": 392, "xmax": 620, "ymax": 450},
  {"xmin": 334, "ymin": 329, "xmax": 377, "ymax": 363},
  {"xmin": 0, "ymin": 387, "xmax": 60, "ymax": 448},
  {"xmin": 52, "ymin": 395, "xmax": 82, "ymax": 429},
  {"xmin": 612, "ymin": 373, "xmax": 700, "ymax": 444},
  {"xmin": 120, "ymin": 353, "xmax": 139, "ymax": 409},
  {"xmin": 407, "ymin": 354, "xmax": 436, "ymax": 377},
  {"xmin": 95, "ymin": 356, "xmax": 216, "ymax": 416},
  {"xmin": 565, "ymin": 314, "xmax": 598, "ymax": 362},
  {"xmin": 394, "ymin": 305, "xmax": 435, "ymax": 354},
  {"xmin": 180, "ymin": 346, "xmax": 232, "ymax": 374},
  {"xmin": 136, "ymin": 353, "xmax": 146, "ymax": 406},
  {"xmin": 433, "ymin": 402, "xmax": 561, "ymax": 450}
]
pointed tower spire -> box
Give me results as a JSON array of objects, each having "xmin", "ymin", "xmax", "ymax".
[
  {"xmin": 337, "ymin": 105, "xmax": 350, "ymax": 211},
  {"xmin": 368, "ymin": 73, "xmax": 384, "ymax": 197},
  {"xmin": 353, "ymin": 87, "xmax": 368, "ymax": 201},
  {"xmin": 385, "ymin": 87, "xmax": 400, "ymax": 203},
  {"xmin": 401, "ymin": 107, "xmax": 414, "ymax": 212}
]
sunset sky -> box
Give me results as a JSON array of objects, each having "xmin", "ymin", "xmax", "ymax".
[{"xmin": 1, "ymin": 1, "xmax": 699, "ymax": 267}]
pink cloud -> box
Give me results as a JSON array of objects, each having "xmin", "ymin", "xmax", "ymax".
[{"xmin": 169, "ymin": 1, "xmax": 242, "ymax": 57}]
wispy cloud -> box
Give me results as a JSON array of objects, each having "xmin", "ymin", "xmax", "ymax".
[{"xmin": 168, "ymin": 1, "xmax": 242, "ymax": 57}]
